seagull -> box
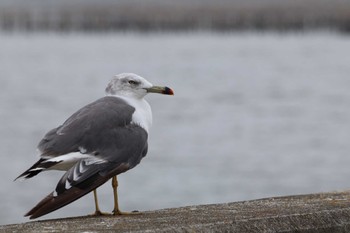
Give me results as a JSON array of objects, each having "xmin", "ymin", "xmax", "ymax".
[{"xmin": 15, "ymin": 73, "xmax": 174, "ymax": 219}]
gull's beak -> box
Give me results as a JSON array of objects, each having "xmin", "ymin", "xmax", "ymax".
[{"xmin": 145, "ymin": 86, "xmax": 174, "ymax": 95}]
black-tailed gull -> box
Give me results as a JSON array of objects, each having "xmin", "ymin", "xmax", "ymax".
[{"xmin": 16, "ymin": 73, "xmax": 174, "ymax": 219}]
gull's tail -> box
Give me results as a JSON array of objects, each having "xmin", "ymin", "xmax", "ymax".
[{"xmin": 14, "ymin": 158, "xmax": 58, "ymax": 181}]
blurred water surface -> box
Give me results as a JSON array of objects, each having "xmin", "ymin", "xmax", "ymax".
[{"xmin": 1, "ymin": 32, "xmax": 350, "ymax": 225}]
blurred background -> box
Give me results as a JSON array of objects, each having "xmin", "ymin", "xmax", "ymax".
[{"xmin": 1, "ymin": 0, "xmax": 350, "ymax": 225}]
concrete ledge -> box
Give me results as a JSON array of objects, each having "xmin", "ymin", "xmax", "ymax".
[{"xmin": 2, "ymin": 191, "xmax": 350, "ymax": 232}]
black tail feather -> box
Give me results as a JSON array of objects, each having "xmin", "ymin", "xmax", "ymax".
[
  {"xmin": 15, "ymin": 158, "xmax": 59, "ymax": 181},
  {"xmin": 15, "ymin": 159, "xmax": 46, "ymax": 181}
]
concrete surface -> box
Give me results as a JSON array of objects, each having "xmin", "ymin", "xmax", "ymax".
[{"xmin": 1, "ymin": 191, "xmax": 350, "ymax": 232}]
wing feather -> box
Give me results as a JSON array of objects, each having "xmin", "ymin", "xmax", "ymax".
[
  {"xmin": 38, "ymin": 96, "xmax": 135, "ymax": 157},
  {"xmin": 25, "ymin": 125, "xmax": 148, "ymax": 219}
]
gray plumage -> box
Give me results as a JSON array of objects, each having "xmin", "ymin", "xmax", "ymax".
[
  {"xmin": 39, "ymin": 96, "xmax": 143, "ymax": 158},
  {"xmin": 18, "ymin": 96, "xmax": 148, "ymax": 219},
  {"xmin": 15, "ymin": 73, "xmax": 173, "ymax": 219}
]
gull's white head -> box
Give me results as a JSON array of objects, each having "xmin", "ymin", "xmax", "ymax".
[
  {"xmin": 105, "ymin": 73, "xmax": 174, "ymax": 99},
  {"xmin": 106, "ymin": 73, "xmax": 152, "ymax": 99}
]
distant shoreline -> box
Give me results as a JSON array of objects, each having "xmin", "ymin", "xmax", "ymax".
[{"xmin": 1, "ymin": 1, "xmax": 350, "ymax": 33}]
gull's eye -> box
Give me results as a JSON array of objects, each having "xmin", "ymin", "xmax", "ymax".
[{"xmin": 128, "ymin": 80, "xmax": 138, "ymax": 85}]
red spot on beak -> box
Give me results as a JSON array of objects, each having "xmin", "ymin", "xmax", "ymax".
[{"xmin": 163, "ymin": 87, "xmax": 174, "ymax": 95}]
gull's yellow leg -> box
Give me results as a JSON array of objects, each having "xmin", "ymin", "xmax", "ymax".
[
  {"xmin": 93, "ymin": 189, "xmax": 102, "ymax": 215},
  {"xmin": 112, "ymin": 176, "xmax": 140, "ymax": 215},
  {"xmin": 91, "ymin": 189, "xmax": 111, "ymax": 216},
  {"xmin": 112, "ymin": 176, "xmax": 122, "ymax": 215}
]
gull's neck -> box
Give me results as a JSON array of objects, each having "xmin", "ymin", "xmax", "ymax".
[{"xmin": 112, "ymin": 94, "xmax": 152, "ymax": 133}]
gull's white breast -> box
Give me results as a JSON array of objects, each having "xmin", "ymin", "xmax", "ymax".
[{"xmin": 117, "ymin": 96, "xmax": 153, "ymax": 133}]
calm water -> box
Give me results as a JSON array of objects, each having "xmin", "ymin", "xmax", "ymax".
[{"xmin": 1, "ymin": 32, "xmax": 350, "ymax": 225}]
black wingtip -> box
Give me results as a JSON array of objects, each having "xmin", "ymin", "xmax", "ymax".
[
  {"xmin": 25, "ymin": 192, "xmax": 55, "ymax": 219},
  {"xmin": 24, "ymin": 161, "xmax": 129, "ymax": 219},
  {"xmin": 24, "ymin": 174, "xmax": 108, "ymax": 219},
  {"xmin": 25, "ymin": 188, "xmax": 89, "ymax": 219}
]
